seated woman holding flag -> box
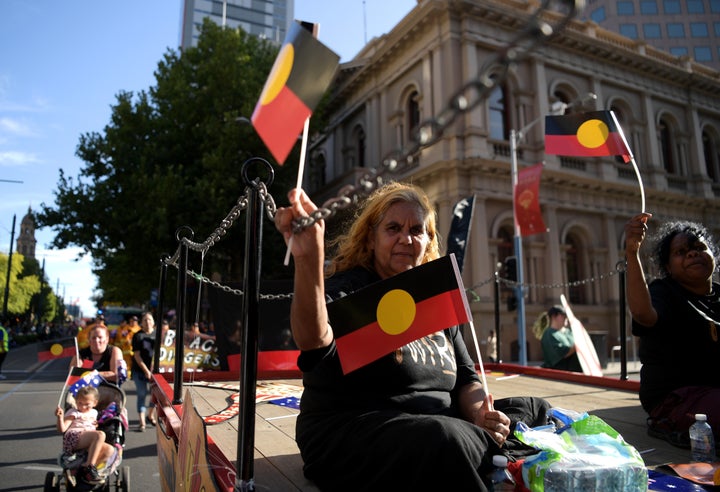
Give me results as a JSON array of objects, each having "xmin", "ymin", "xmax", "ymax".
[{"xmin": 275, "ymin": 182, "xmax": 550, "ymax": 491}]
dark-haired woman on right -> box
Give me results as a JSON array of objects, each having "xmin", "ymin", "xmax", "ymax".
[{"xmin": 625, "ymin": 213, "xmax": 720, "ymax": 449}]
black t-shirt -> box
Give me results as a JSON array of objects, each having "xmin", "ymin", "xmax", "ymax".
[
  {"xmin": 297, "ymin": 266, "xmax": 480, "ymax": 420},
  {"xmin": 632, "ymin": 278, "xmax": 720, "ymax": 412},
  {"xmin": 79, "ymin": 346, "xmax": 112, "ymax": 372},
  {"xmin": 131, "ymin": 330, "xmax": 155, "ymax": 374}
]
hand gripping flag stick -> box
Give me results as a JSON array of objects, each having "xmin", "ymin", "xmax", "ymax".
[{"xmin": 284, "ymin": 117, "xmax": 310, "ymax": 266}]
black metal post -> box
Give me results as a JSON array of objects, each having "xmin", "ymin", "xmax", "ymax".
[
  {"xmin": 154, "ymin": 256, "xmax": 168, "ymax": 374},
  {"xmin": 235, "ymin": 159, "xmax": 272, "ymax": 492},
  {"xmin": 2, "ymin": 214, "xmax": 16, "ymax": 319},
  {"xmin": 617, "ymin": 261, "xmax": 628, "ymax": 380},
  {"xmin": 173, "ymin": 228, "xmax": 192, "ymax": 404},
  {"xmin": 494, "ymin": 268, "xmax": 501, "ymax": 363}
]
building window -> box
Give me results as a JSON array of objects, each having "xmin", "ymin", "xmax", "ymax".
[
  {"xmin": 690, "ymin": 22, "xmax": 709, "ymax": 37},
  {"xmin": 489, "ymin": 83, "xmax": 510, "ymax": 141},
  {"xmin": 565, "ymin": 234, "xmax": 586, "ymax": 304},
  {"xmin": 686, "ymin": 0, "xmax": 705, "ymax": 13},
  {"xmin": 663, "ymin": 0, "xmax": 682, "ymax": 13},
  {"xmin": 591, "ymin": 6, "xmax": 607, "ymax": 22},
  {"xmin": 406, "ymin": 90, "xmax": 420, "ymax": 142},
  {"xmin": 617, "ymin": 1, "xmax": 635, "ymax": 14},
  {"xmin": 715, "ymin": 22, "xmax": 720, "ymax": 36},
  {"xmin": 643, "ymin": 23, "xmax": 662, "ymax": 38},
  {"xmin": 667, "ymin": 23, "xmax": 685, "ymax": 38},
  {"xmin": 712, "ymin": 0, "xmax": 720, "ymax": 12},
  {"xmin": 670, "ymin": 46, "xmax": 689, "ymax": 56},
  {"xmin": 355, "ymin": 126, "xmax": 366, "ymax": 168},
  {"xmin": 703, "ymin": 131, "xmax": 720, "ymax": 183},
  {"xmin": 620, "ymin": 23, "xmax": 639, "ymax": 38},
  {"xmin": 659, "ymin": 117, "xmax": 677, "ymax": 174},
  {"xmin": 694, "ymin": 46, "xmax": 713, "ymax": 61},
  {"xmin": 640, "ymin": 0, "xmax": 659, "ymax": 14}
]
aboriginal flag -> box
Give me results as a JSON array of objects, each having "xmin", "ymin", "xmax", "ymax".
[
  {"xmin": 38, "ymin": 337, "xmax": 76, "ymax": 361},
  {"xmin": 328, "ymin": 254, "xmax": 472, "ymax": 374},
  {"xmin": 545, "ymin": 110, "xmax": 632, "ymax": 163},
  {"xmin": 251, "ymin": 21, "xmax": 340, "ymax": 165}
]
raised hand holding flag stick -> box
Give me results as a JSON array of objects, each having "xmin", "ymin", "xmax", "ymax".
[{"xmin": 284, "ymin": 117, "xmax": 310, "ymax": 266}]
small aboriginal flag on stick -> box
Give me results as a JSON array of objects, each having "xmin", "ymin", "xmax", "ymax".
[
  {"xmin": 327, "ymin": 254, "xmax": 472, "ymax": 374},
  {"xmin": 545, "ymin": 110, "xmax": 632, "ymax": 163},
  {"xmin": 38, "ymin": 337, "xmax": 76, "ymax": 361},
  {"xmin": 251, "ymin": 20, "xmax": 340, "ymax": 165}
]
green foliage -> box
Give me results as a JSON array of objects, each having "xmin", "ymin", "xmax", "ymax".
[
  {"xmin": 0, "ymin": 252, "xmax": 55, "ymax": 319},
  {"xmin": 36, "ymin": 20, "xmax": 306, "ymax": 306}
]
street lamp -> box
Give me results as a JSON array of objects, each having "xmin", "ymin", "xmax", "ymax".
[{"xmin": 509, "ymin": 93, "xmax": 596, "ymax": 365}]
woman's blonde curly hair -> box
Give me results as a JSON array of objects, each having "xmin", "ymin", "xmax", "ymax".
[{"xmin": 326, "ymin": 182, "xmax": 440, "ymax": 277}]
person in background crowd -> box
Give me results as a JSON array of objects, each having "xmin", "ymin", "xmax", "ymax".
[
  {"xmin": 131, "ymin": 312, "xmax": 156, "ymax": 431},
  {"xmin": 625, "ymin": 213, "xmax": 720, "ymax": 447},
  {"xmin": 533, "ymin": 305, "xmax": 582, "ymax": 373},
  {"xmin": 274, "ymin": 183, "xmax": 552, "ymax": 491},
  {"xmin": 0, "ymin": 318, "xmax": 9, "ymax": 380}
]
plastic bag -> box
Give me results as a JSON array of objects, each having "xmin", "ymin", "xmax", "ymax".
[{"xmin": 515, "ymin": 408, "xmax": 647, "ymax": 491}]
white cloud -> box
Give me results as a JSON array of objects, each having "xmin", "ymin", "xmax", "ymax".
[
  {"xmin": 0, "ymin": 150, "xmax": 41, "ymax": 166},
  {"xmin": 0, "ymin": 116, "xmax": 37, "ymax": 137}
]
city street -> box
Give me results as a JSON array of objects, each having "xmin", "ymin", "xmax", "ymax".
[{"xmin": 0, "ymin": 343, "xmax": 161, "ymax": 491}]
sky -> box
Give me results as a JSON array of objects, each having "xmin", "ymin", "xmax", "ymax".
[{"xmin": 0, "ymin": 0, "xmax": 417, "ymax": 319}]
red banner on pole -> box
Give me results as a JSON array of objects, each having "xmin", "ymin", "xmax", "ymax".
[{"xmin": 514, "ymin": 163, "xmax": 547, "ymax": 237}]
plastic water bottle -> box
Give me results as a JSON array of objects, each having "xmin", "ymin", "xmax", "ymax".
[
  {"xmin": 488, "ymin": 455, "xmax": 515, "ymax": 491},
  {"xmin": 690, "ymin": 413, "xmax": 716, "ymax": 462}
]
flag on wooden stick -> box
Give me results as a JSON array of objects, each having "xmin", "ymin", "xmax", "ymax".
[
  {"xmin": 251, "ymin": 20, "xmax": 339, "ymax": 165},
  {"xmin": 38, "ymin": 338, "xmax": 76, "ymax": 361},
  {"xmin": 328, "ymin": 254, "xmax": 472, "ymax": 374},
  {"xmin": 545, "ymin": 110, "xmax": 632, "ymax": 163}
]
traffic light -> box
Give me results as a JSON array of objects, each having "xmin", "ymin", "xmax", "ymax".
[
  {"xmin": 503, "ymin": 256, "xmax": 517, "ymax": 282},
  {"xmin": 507, "ymin": 294, "xmax": 517, "ymax": 312}
]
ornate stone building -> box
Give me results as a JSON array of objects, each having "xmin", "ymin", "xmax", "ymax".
[
  {"xmin": 306, "ymin": 0, "xmax": 720, "ymax": 363},
  {"xmin": 16, "ymin": 207, "xmax": 36, "ymax": 259}
]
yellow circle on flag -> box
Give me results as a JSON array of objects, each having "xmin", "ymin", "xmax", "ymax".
[
  {"xmin": 259, "ymin": 43, "xmax": 294, "ymax": 106},
  {"xmin": 50, "ymin": 343, "xmax": 64, "ymax": 356},
  {"xmin": 376, "ymin": 289, "xmax": 416, "ymax": 335},
  {"xmin": 576, "ymin": 119, "xmax": 609, "ymax": 149}
]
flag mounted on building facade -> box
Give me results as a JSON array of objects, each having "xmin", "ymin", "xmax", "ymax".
[
  {"xmin": 514, "ymin": 163, "xmax": 547, "ymax": 236},
  {"xmin": 38, "ymin": 338, "xmax": 76, "ymax": 361},
  {"xmin": 446, "ymin": 195, "xmax": 475, "ymax": 273},
  {"xmin": 251, "ymin": 20, "xmax": 340, "ymax": 165},
  {"xmin": 327, "ymin": 254, "xmax": 472, "ymax": 374},
  {"xmin": 545, "ymin": 110, "xmax": 632, "ymax": 163}
]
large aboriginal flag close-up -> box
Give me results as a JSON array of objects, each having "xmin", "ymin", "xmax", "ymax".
[
  {"xmin": 544, "ymin": 110, "xmax": 632, "ymax": 162},
  {"xmin": 251, "ymin": 20, "xmax": 340, "ymax": 165},
  {"xmin": 328, "ymin": 254, "xmax": 472, "ymax": 374}
]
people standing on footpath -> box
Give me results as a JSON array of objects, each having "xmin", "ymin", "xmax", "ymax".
[
  {"xmin": 0, "ymin": 318, "xmax": 9, "ymax": 380},
  {"xmin": 274, "ymin": 183, "xmax": 552, "ymax": 491},
  {"xmin": 625, "ymin": 214, "xmax": 720, "ymax": 448},
  {"xmin": 131, "ymin": 312, "xmax": 156, "ymax": 431}
]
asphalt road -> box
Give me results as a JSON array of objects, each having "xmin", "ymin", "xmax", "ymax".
[{"xmin": 0, "ymin": 343, "xmax": 162, "ymax": 491}]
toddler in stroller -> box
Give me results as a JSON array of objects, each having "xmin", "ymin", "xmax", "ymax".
[{"xmin": 49, "ymin": 375, "xmax": 129, "ymax": 491}]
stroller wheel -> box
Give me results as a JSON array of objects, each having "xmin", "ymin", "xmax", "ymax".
[
  {"xmin": 119, "ymin": 465, "xmax": 130, "ymax": 492},
  {"xmin": 43, "ymin": 471, "xmax": 60, "ymax": 492}
]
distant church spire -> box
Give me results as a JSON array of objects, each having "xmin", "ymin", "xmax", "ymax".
[{"xmin": 16, "ymin": 206, "xmax": 37, "ymax": 259}]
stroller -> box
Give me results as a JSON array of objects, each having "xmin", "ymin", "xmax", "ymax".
[{"xmin": 45, "ymin": 377, "xmax": 130, "ymax": 492}]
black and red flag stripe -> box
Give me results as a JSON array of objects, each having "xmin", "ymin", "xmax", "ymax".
[
  {"xmin": 545, "ymin": 110, "xmax": 632, "ymax": 162},
  {"xmin": 328, "ymin": 254, "xmax": 472, "ymax": 374},
  {"xmin": 38, "ymin": 337, "xmax": 76, "ymax": 361},
  {"xmin": 251, "ymin": 20, "xmax": 339, "ymax": 165}
]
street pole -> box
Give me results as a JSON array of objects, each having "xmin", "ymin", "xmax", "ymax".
[
  {"xmin": 509, "ymin": 93, "xmax": 597, "ymax": 366},
  {"xmin": 2, "ymin": 214, "xmax": 16, "ymax": 319}
]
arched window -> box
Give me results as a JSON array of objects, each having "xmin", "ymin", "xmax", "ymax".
[
  {"xmin": 489, "ymin": 83, "xmax": 510, "ymax": 140},
  {"xmin": 357, "ymin": 127, "xmax": 366, "ymax": 168},
  {"xmin": 407, "ymin": 90, "xmax": 420, "ymax": 141},
  {"xmin": 659, "ymin": 117, "xmax": 677, "ymax": 174},
  {"xmin": 703, "ymin": 129, "xmax": 720, "ymax": 183},
  {"xmin": 565, "ymin": 233, "xmax": 586, "ymax": 304}
]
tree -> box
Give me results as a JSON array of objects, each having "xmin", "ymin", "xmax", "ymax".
[
  {"xmin": 0, "ymin": 252, "xmax": 57, "ymax": 322},
  {"xmin": 37, "ymin": 21, "xmax": 308, "ymax": 306}
]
